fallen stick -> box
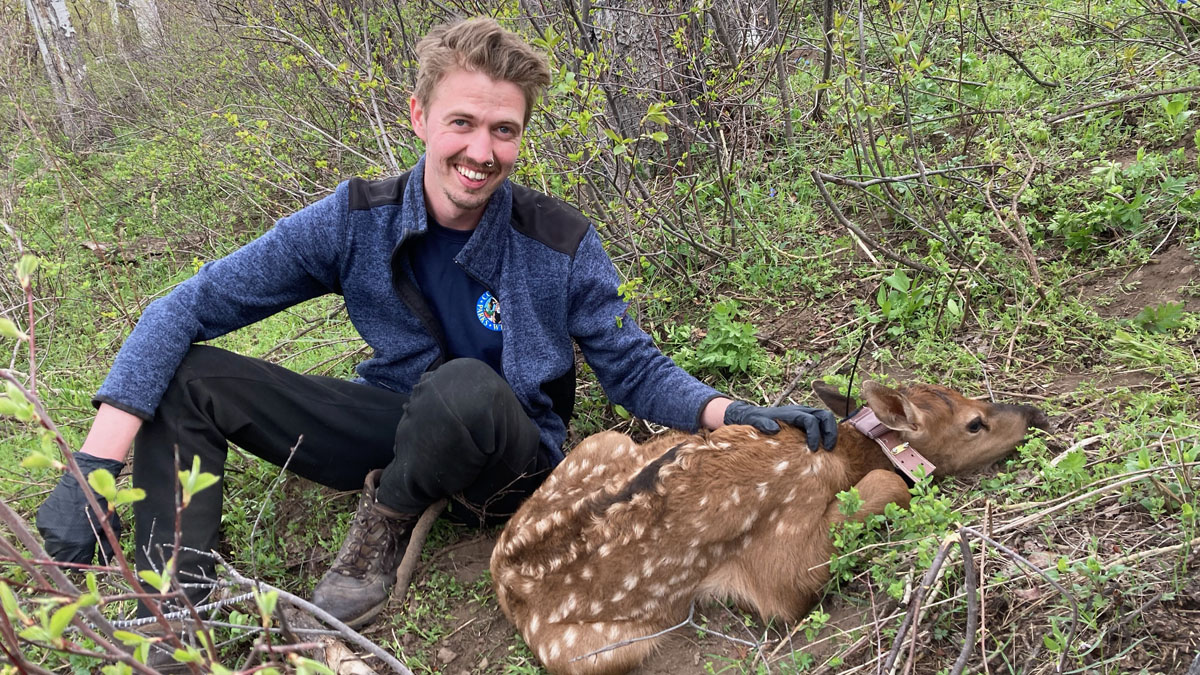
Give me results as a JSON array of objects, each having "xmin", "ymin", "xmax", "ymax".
[
  {"xmin": 1047, "ymin": 85, "xmax": 1200, "ymax": 124},
  {"xmin": 393, "ymin": 498, "xmax": 449, "ymax": 607}
]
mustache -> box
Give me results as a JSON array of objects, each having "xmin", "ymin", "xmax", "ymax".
[{"xmin": 450, "ymin": 155, "xmax": 496, "ymax": 172}]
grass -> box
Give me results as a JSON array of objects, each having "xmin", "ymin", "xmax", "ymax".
[{"xmin": 2, "ymin": 0, "xmax": 1199, "ymax": 672}]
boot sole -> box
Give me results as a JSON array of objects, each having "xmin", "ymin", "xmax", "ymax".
[{"xmin": 340, "ymin": 596, "xmax": 388, "ymax": 630}]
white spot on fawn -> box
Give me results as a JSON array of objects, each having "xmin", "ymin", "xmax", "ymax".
[{"xmin": 774, "ymin": 460, "xmax": 790, "ymax": 474}]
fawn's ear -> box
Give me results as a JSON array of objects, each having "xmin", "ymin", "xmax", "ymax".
[
  {"xmin": 860, "ymin": 380, "xmax": 924, "ymax": 432},
  {"xmin": 812, "ymin": 380, "xmax": 859, "ymax": 418}
]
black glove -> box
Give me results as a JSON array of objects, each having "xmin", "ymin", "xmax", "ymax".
[
  {"xmin": 724, "ymin": 401, "xmax": 838, "ymax": 451},
  {"xmin": 36, "ymin": 453, "xmax": 125, "ymax": 564}
]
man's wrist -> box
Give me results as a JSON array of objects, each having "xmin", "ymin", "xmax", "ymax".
[{"xmin": 701, "ymin": 397, "xmax": 735, "ymax": 430}]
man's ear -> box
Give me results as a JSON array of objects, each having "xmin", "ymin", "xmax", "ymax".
[
  {"xmin": 410, "ymin": 95, "xmax": 427, "ymax": 140},
  {"xmin": 812, "ymin": 380, "xmax": 859, "ymax": 418},
  {"xmin": 860, "ymin": 380, "xmax": 923, "ymax": 432}
]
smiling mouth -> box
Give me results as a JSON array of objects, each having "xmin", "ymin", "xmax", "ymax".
[{"xmin": 455, "ymin": 164, "xmax": 488, "ymax": 182}]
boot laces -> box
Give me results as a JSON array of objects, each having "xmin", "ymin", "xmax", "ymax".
[{"xmin": 329, "ymin": 493, "xmax": 408, "ymax": 580}]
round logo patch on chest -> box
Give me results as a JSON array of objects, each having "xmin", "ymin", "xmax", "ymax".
[{"xmin": 476, "ymin": 291, "xmax": 502, "ymax": 331}]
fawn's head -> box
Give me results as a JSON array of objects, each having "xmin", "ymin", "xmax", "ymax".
[{"xmin": 814, "ymin": 380, "xmax": 1050, "ymax": 474}]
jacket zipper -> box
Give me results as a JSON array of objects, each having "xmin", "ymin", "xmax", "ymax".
[{"xmin": 390, "ymin": 238, "xmax": 449, "ymax": 368}]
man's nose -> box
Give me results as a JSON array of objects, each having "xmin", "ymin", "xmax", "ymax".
[{"xmin": 465, "ymin": 129, "xmax": 493, "ymax": 165}]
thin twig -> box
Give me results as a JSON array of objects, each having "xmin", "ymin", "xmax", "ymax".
[
  {"xmin": 950, "ymin": 534, "xmax": 979, "ymax": 675},
  {"xmin": 220, "ymin": 556, "xmax": 414, "ymax": 675},
  {"xmin": 1047, "ymin": 85, "xmax": 1200, "ymax": 124},
  {"xmin": 883, "ymin": 533, "xmax": 958, "ymax": 673},
  {"xmin": 961, "ymin": 526, "xmax": 1079, "ymax": 674},
  {"xmin": 811, "ymin": 171, "xmax": 939, "ymax": 275}
]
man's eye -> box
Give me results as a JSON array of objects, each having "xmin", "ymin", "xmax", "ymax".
[
  {"xmin": 452, "ymin": 119, "xmax": 468, "ymax": 127},
  {"xmin": 497, "ymin": 126, "xmax": 514, "ymax": 136}
]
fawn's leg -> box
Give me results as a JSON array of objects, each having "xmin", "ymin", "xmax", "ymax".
[
  {"xmin": 724, "ymin": 469, "xmax": 913, "ymax": 622},
  {"xmin": 825, "ymin": 469, "xmax": 912, "ymax": 527},
  {"xmin": 533, "ymin": 620, "xmax": 665, "ymax": 675}
]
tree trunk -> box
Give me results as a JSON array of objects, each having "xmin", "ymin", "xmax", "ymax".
[
  {"xmin": 129, "ymin": 0, "xmax": 163, "ymax": 47},
  {"xmin": 23, "ymin": 0, "xmax": 93, "ymax": 140}
]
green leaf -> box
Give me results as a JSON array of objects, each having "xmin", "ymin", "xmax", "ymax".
[
  {"xmin": 0, "ymin": 317, "xmax": 26, "ymax": 341},
  {"xmin": 296, "ymin": 658, "xmax": 336, "ymax": 675},
  {"xmin": 88, "ymin": 469, "xmax": 118, "ymax": 502},
  {"xmin": 649, "ymin": 131, "xmax": 668, "ymax": 143},
  {"xmin": 4, "ymin": 382, "xmax": 27, "ymax": 404},
  {"xmin": 114, "ymin": 630, "xmax": 150, "ymax": 646},
  {"xmin": 255, "ymin": 589, "xmax": 278, "ymax": 618},
  {"xmin": 15, "ymin": 254, "xmax": 39, "ymax": 286},
  {"xmin": 173, "ymin": 646, "xmax": 203, "ymax": 663},
  {"xmin": 19, "ymin": 626, "xmax": 51, "ymax": 643},
  {"xmin": 0, "ymin": 397, "xmax": 23, "ymax": 418},
  {"xmin": 102, "ymin": 664, "xmax": 134, "ymax": 675},
  {"xmin": 138, "ymin": 570, "xmax": 167, "ymax": 593},
  {"xmin": 191, "ymin": 474, "xmax": 219, "ymax": 494},
  {"xmin": 21, "ymin": 452, "xmax": 53, "ymax": 470},
  {"xmin": 113, "ymin": 488, "xmax": 147, "ymax": 505},
  {"xmin": 48, "ymin": 602, "xmax": 78, "ymax": 639},
  {"xmin": 0, "ymin": 582, "xmax": 23, "ymax": 621}
]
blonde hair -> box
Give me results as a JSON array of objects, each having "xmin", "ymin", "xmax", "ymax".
[{"xmin": 414, "ymin": 18, "xmax": 551, "ymax": 127}]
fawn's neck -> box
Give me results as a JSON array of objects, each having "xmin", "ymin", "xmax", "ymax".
[{"xmin": 835, "ymin": 419, "xmax": 898, "ymax": 484}]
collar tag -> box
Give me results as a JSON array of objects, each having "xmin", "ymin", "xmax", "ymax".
[{"xmin": 848, "ymin": 407, "xmax": 937, "ymax": 483}]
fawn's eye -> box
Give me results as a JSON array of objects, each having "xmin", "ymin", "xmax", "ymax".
[{"xmin": 967, "ymin": 417, "xmax": 986, "ymax": 433}]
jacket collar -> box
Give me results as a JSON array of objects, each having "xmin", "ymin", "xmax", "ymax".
[{"xmin": 400, "ymin": 155, "xmax": 511, "ymax": 285}]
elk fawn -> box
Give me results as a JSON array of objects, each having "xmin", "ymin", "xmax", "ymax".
[{"xmin": 491, "ymin": 380, "xmax": 1048, "ymax": 675}]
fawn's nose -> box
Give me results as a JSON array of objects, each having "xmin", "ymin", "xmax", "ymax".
[{"xmin": 1024, "ymin": 406, "xmax": 1050, "ymax": 432}]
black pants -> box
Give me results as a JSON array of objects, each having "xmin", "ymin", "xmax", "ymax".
[{"xmin": 132, "ymin": 345, "xmax": 550, "ymax": 596}]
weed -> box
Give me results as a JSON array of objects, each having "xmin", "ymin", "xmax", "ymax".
[
  {"xmin": 1130, "ymin": 301, "xmax": 1187, "ymax": 333},
  {"xmin": 690, "ymin": 298, "xmax": 768, "ymax": 376}
]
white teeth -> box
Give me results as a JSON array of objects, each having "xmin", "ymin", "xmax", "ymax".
[{"xmin": 456, "ymin": 165, "xmax": 486, "ymax": 181}]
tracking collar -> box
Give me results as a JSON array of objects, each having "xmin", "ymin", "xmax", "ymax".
[{"xmin": 848, "ymin": 407, "xmax": 937, "ymax": 483}]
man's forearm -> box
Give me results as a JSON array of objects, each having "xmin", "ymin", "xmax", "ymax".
[
  {"xmin": 78, "ymin": 403, "xmax": 143, "ymax": 463},
  {"xmin": 700, "ymin": 397, "xmax": 733, "ymax": 430}
]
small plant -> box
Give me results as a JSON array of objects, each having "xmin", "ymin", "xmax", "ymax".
[
  {"xmin": 693, "ymin": 298, "xmax": 766, "ymax": 375},
  {"xmin": 1131, "ymin": 301, "xmax": 1186, "ymax": 333},
  {"xmin": 1146, "ymin": 93, "xmax": 1195, "ymax": 141},
  {"xmin": 870, "ymin": 269, "xmax": 963, "ymax": 336}
]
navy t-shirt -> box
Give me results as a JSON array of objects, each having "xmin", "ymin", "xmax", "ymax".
[{"xmin": 411, "ymin": 218, "xmax": 504, "ymax": 374}]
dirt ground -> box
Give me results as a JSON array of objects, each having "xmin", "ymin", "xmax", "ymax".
[{"xmin": 280, "ymin": 242, "xmax": 1198, "ymax": 674}]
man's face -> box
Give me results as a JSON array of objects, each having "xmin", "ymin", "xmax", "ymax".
[{"xmin": 410, "ymin": 68, "xmax": 527, "ymax": 230}]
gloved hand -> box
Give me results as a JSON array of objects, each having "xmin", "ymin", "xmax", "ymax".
[
  {"xmin": 724, "ymin": 402, "xmax": 838, "ymax": 451},
  {"xmin": 36, "ymin": 453, "xmax": 126, "ymax": 564}
]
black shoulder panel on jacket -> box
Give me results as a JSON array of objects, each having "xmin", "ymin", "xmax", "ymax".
[
  {"xmin": 510, "ymin": 183, "xmax": 591, "ymax": 257},
  {"xmin": 348, "ymin": 173, "xmax": 411, "ymax": 211}
]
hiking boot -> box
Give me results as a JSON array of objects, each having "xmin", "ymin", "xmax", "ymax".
[{"xmin": 311, "ymin": 469, "xmax": 419, "ymax": 628}]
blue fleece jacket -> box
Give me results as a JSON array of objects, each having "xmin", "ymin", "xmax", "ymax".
[{"xmin": 95, "ymin": 157, "xmax": 723, "ymax": 461}]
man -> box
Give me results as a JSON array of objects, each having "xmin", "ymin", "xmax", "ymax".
[{"xmin": 36, "ymin": 18, "xmax": 837, "ymax": 629}]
